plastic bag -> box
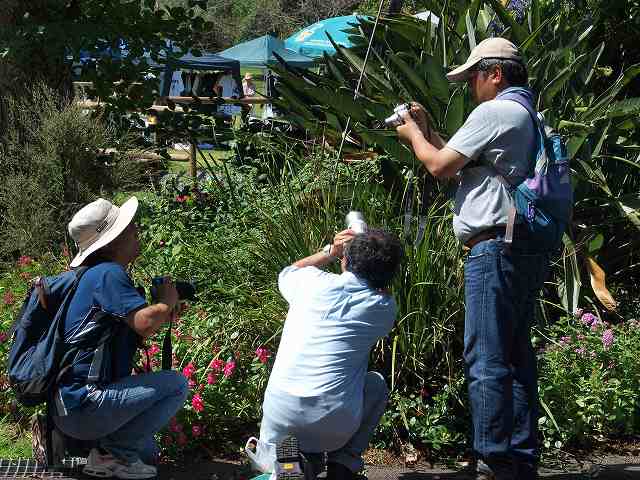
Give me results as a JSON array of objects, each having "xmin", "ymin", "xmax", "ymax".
[{"xmin": 245, "ymin": 437, "xmax": 277, "ymax": 475}]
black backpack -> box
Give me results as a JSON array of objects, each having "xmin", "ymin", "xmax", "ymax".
[{"xmin": 7, "ymin": 267, "xmax": 91, "ymax": 406}]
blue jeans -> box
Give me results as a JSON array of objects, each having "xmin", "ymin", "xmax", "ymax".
[
  {"xmin": 260, "ymin": 371, "xmax": 388, "ymax": 473},
  {"xmin": 53, "ymin": 371, "xmax": 188, "ymax": 464},
  {"xmin": 464, "ymin": 237, "xmax": 549, "ymax": 470}
]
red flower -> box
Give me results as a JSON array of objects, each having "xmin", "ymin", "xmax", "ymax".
[
  {"xmin": 223, "ymin": 360, "xmax": 236, "ymax": 378},
  {"xmin": 175, "ymin": 195, "xmax": 189, "ymax": 203},
  {"xmin": 3, "ymin": 291, "xmax": 15, "ymax": 305},
  {"xmin": 182, "ymin": 362, "xmax": 196, "ymax": 378},
  {"xmin": 207, "ymin": 373, "xmax": 217, "ymax": 385},
  {"xmin": 209, "ymin": 358, "xmax": 224, "ymax": 372},
  {"xmin": 192, "ymin": 393, "xmax": 204, "ymax": 412},
  {"xmin": 0, "ymin": 332, "xmax": 8, "ymax": 343},
  {"xmin": 17, "ymin": 256, "xmax": 33, "ymax": 267},
  {"xmin": 192, "ymin": 425, "xmax": 202, "ymax": 437},
  {"xmin": 148, "ymin": 344, "xmax": 160, "ymax": 356},
  {"xmin": 169, "ymin": 418, "xmax": 183, "ymax": 433},
  {"xmin": 255, "ymin": 347, "xmax": 271, "ymax": 364}
]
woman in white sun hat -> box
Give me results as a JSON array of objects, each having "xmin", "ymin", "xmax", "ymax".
[{"xmin": 51, "ymin": 196, "xmax": 187, "ymax": 479}]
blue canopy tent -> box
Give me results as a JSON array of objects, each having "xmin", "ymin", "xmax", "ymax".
[
  {"xmin": 217, "ymin": 34, "xmax": 315, "ymax": 68},
  {"xmin": 284, "ymin": 15, "xmax": 366, "ymax": 59},
  {"xmin": 156, "ymin": 51, "xmax": 242, "ymax": 97}
]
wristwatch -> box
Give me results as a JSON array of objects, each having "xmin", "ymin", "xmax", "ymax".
[{"xmin": 322, "ymin": 243, "xmax": 336, "ymax": 260}]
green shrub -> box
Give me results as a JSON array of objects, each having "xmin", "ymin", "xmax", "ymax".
[
  {"xmin": 538, "ymin": 311, "xmax": 640, "ymax": 448},
  {"xmin": 0, "ymin": 83, "xmax": 143, "ymax": 260}
]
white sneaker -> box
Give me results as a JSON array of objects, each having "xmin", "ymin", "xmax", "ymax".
[{"xmin": 83, "ymin": 449, "xmax": 157, "ymax": 479}]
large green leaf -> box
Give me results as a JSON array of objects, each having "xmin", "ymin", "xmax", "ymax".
[
  {"xmin": 422, "ymin": 54, "xmax": 450, "ymax": 104},
  {"xmin": 541, "ymin": 53, "xmax": 588, "ymax": 106},
  {"xmin": 585, "ymin": 63, "xmax": 640, "ymax": 121},
  {"xmin": 445, "ymin": 88, "xmax": 466, "ymax": 136},
  {"xmin": 604, "ymin": 97, "xmax": 640, "ymax": 119},
  {"xmin": 388, "ymin": 53, "xmax": 432, "ymax": 100}
]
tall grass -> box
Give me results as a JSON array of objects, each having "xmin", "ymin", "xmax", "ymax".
[{"xmin": 247, "ymin": 146, "xmax": 465, "ymax": 393}]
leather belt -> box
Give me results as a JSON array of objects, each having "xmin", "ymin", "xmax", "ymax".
[{"xmin": 463, "ymin": 227, "xmax": 506, "ymax": 250}]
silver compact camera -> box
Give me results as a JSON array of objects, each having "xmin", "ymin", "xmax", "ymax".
[
  {"xmin": 384, "ymin": 103, "xmax": 411, "ymax": 127},
  {"xmin": 346, "ymin": 211, "xmax": 368, "ymax": 234}
]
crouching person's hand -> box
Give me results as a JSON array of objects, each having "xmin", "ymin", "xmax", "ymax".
[{"xmin": 331, "ymin": 229, "xmax": 357, "ymax": 258}]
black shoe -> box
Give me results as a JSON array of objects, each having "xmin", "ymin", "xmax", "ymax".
[
  {"xmin": 276, "ymin": 435, "xmax": 305, "ymax": 480},
  {"xmin": 326, "ymin": 462, "xmax": 365, "ymax": 480},
  {"xmin": 476, "ymin": 457, "xmax": 514, "ymax": 480},
  {"xmin": 513, "ymin": 459, "xmax": 538, "ymax": 480}
]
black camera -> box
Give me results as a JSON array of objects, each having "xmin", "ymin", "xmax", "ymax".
[{"xmin": 150, "ymin": 277, "xmax": 197, "ymax": 302}]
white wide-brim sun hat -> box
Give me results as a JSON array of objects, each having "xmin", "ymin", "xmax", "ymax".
[{"xmin": 68, "ymin": 196, "xmax": 139, "ymax": 268}]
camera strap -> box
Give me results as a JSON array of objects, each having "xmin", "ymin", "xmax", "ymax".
[{"xmin": 161, "ymin": 317, "xmax": 173, "ymax": 370}]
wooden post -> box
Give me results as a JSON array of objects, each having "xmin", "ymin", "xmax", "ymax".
[{"xmin": 189, "ymin": 139, "xmax": 198, "ymax": 188}]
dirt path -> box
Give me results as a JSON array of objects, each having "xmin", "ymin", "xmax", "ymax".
[{"xmin": 154, "ymin": 453, "xmax": 640, "ymax": 480}]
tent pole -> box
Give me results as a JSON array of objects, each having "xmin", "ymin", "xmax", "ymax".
[{"xmin": 190, "ymin": 139, "xmax": 198, "ymax": 187}]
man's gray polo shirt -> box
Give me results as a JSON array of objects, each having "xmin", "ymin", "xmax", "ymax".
[{"xmin": 446, "ymin": 98, "xmax": 535, "ymax": 243}]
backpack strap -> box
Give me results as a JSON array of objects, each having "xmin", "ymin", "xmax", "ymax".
[{"xmin": 493, "ymin": 91, "xmax": 544, "ymax": 244}]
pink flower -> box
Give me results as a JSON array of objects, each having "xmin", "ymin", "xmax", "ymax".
[
  {"xmin": 177, "ymin": 432, "xmax": 188, "ymax": 446},
  {"xmin": 192, "ymin": 393, "xmax": 204, "ymax": 412},
  {"xmin": 188, "ymin": 379, "xmax": 196, "ymax": 389},
  {"xmin": 223, "ymin": 360, "xmax": 236, "ymax": 378},
  {"xmin": 158, "ymin": 240, "xmax": 166, "ymax": 247},
  {"xmin": 255, "ymin": 347, "xmax": 271, "ymax": 364},
  {"xmin": 192, "ymin": 425, "xmax": 202, "ymax": 437},
  {"xmin": 148, "ymin": 344, "xmax": 160, "ymax": 356},
  {"xmin": 3, "ymin": 291, "xmax": 15, "ymax": 305},
  {"xmin": 602, "ymin": 329, "xmax": 614, "ymax": 349},
  {"xmin": 182, "ymin": 362, "xmax": 196, "ymax": 378},
  {"xmin": 209, "ymin": 358, "xmax": 224, "ymax": 372},
  {"xmin": 559, "ymin": 336, "xmax": 571, "ymax": 345},
  {"xmin": 581, "ymin": 312, "xmax": 597, "ymax": 326},
  {"xmin": 0, "ymin": 332, "xmax": 7, "ymax": 343},
  {"xmin": 17, "ymin": 255, "xmax": 33, "ymax": 267},
  {"xmin": 207, "ymin": 373, "xmax": 217, "ymax": 385},
  {"xmin": 574, "ymin": 308, "xmax": 584, "ymax": 319},
  {"xmin": 575, "ymin": 347, "xmax": 586, "ymax": 356},
  {"xmin": 591, "ymin": 321, "xmax": 601, "ymax": 332},
  {"xmin": 175, "ymin": 195, "xmax": 189, "ymax": 203}
]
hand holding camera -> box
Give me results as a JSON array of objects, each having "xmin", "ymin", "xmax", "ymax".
[
  {"xmin": 151, "ymin": 276, "xmax": 179, "ymax": 311},
  {"xmin": 392, "ymin": 102, "xmax": 435, "ymax": 146}
]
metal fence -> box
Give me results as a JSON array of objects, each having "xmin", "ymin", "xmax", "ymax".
[{"xmin": 0, "ymin": 458, "xmax": 86, "ymax": 480}]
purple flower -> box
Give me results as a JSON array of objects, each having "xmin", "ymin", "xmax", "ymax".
[
  {"xmin": 575, "ymin": 347, "xmax": 586, "ymax": 356},
  {"xmin": 574, "ymin": 308, "xmax": 584, "ymax": 319},
  {"xmin": 560, "ymin": 336, "xmax": 571, "ymax": 344},
  {"xmin": 591, "ymin": 321, "xmax": 601, "ymax": 332},
  {"xmin": 602, "ymin": 329, "xmax": 614, "ymax": 349},
  {"xmin": 581, "ymin": 312, "xmax": 597, "ymax": 326}
]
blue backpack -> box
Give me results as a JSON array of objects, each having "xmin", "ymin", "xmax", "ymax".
[
  {"xmin": 495, "ymin": 87, "xmax": 573, "ymax": 250},
  {"xmin": 8, "ymin": 268, "xmax": 90, "ymax": 406}
]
